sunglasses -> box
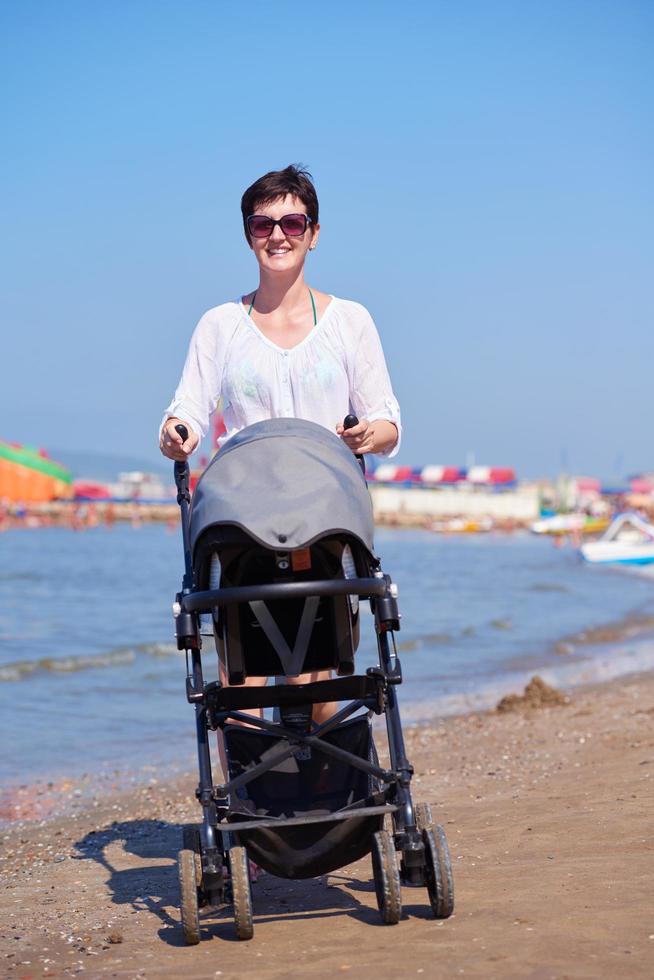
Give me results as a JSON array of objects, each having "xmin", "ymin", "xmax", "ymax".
[{"xmin": 247, "ymin": 213, "xmax": 313, "ymax": 239}]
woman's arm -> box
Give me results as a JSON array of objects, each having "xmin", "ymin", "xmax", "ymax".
[
  {"xmin": 335, "ymin": 418, "xmax": 398, "ymax": 456},
  {"xmin": 345, "ymin": 305, "xmax": 402, "ymax": 457},
  {"xmin": 159, "ymin": 309, "xmax": 224, "ymax": 460}
]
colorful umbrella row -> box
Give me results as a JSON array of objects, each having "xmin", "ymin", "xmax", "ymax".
[{"xmin": 369, "ymin": 464, "xmax": 517, "ymax": 486}]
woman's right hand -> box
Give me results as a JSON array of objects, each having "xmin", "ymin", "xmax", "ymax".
[{"xmin": 159, "ymin": 418, "xmax": 199, "ymax": 461}]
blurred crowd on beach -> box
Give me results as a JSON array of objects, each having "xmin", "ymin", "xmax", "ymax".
[{"xmin": 0, "ymin": 498, "xmax": 178, "ymax": 532}]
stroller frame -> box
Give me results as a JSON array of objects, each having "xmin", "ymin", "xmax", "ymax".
[{"xmin": 172, "ymin": 446, "xmax": 454, "ymax": 942}]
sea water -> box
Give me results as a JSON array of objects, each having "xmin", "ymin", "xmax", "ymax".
[{"xmin": 1, "ymin": 525, "xmax": 653, "ymax": 786}]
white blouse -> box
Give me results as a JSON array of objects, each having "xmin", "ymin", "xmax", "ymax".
[{"xmin": 163, "ymin": 296, "xmax": 401, "ymax": 457}]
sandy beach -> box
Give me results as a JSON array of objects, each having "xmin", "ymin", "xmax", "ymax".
[{"xmin": 1, "ymin": 672, "xmax": 652, "ymax": 980}]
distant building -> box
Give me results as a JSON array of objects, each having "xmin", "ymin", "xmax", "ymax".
[{"xmin": 109, "ymin": 471, "xmax": 173, "ymax": 502}]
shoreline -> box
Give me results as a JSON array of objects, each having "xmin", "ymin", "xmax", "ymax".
[
  {"xmin": 1, "ymin": 670, "xmax": 652, "ymax": 977},
  {"xmin": 0, "ymin": 667, "xmax": 649, "ymax": 826},
  {"xmin": 1, "ymin": 504, "xmax": 532, "ymax": 533},
  {"xmin": 3, "ymin": 610, "xmax": 654, "ymax": 803}
]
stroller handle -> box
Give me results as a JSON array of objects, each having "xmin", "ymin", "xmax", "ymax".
[
  {"xmin": 172, "ymin": 423, "xmax": 194, "ymax": 593},
  {"xmin": 343, "ymin": 414, "xmax": 365, "ymax": 474},
  {"xmin": 181, "ymin": 576, "xmax": 389, "ymax": 613},
  {"xmin": 173, "ymin": 424, "xmax": 190, "ymax": 478}
]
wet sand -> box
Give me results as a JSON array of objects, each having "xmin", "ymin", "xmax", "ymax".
[{"xmin": 1, "ymin": 672, "xmax": 653, "ymax": 979}]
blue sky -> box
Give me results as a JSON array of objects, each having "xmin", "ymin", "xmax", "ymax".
[{"xmin": 2, "ymin": 0, "xmax": 652, "ymax": 479}]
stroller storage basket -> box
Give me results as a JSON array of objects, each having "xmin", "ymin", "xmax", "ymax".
[{"xmin": 224, "ymin": 715, "xmax": 387, "ymax": 878}]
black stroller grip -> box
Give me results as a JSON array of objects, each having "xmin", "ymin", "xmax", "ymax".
[
  {"xmin": 181, "ymin": 576, "xmax": 388, "ymax": 612},
  {"xmin": 172, "ymin": 422, "xmax": 194, "ymax": 592},
  {"xmin": 343, "ymin": 414, "xmax": 366, "ymax": 473},
  {"xmin": 173, "ymin": 424, "xmax": 191, "ymax": 484}
]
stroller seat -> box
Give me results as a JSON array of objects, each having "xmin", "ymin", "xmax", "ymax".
[{"xmin": 195, "ymin": 529, "xmax": 360, "ymax": 683}]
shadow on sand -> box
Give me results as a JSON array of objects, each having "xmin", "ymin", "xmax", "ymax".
[{"xmin": 73, "ymin": 817, "xmax": 433, "ymax": 945}]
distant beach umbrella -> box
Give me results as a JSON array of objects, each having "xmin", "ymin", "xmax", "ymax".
[
  {"xmin": 420, "ymin": 465, "xmax": 463, "ymax": 484},
  {"xmin": 73, "ymin": 480, "xmax": 112, "ymax": 500},
  {"xmin": 629, "ymin": 477, "xmax": 653, "ymax": 494},
  {"xmin": 373, "ymin": 464, "xmax": 399, "ymax": 482},
  {"xmin": 467, "ymin": 466, "xmax": 516, "ymax": 485},
  {"xmin": 574, "ymin": 476, "xmax": 601, "ymax": 496},
  {"xmin": 372, "ymin": 464, "xmax": 414, "ymax": 483}
]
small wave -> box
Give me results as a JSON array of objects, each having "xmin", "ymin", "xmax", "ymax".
[
  {"xmin": 622, "ymin": 565, "xmax": 654, "ymax": 581},
  {"xmin": 396, "ymin": 632, "xmax": 452, "ymax": 652},
  {"xmin": 0, "ymin": 641, "xmax": 178, "ymax": 682},
  {"xmin": 530, "ymin": 582, "xmax": 569, "ymax": 593},
  {"xmin": 401, "ymin": 638, "xmax": 654, "ymax": 724},
  {"xmin": 554, "ymin": 613, "xmax": 654, "ymax": 655},
  {"xmin": 490, "ymin": 617, "xmax": 513, "ymax": 630},
  {"xmin": 0, "ymin": 649, "xmax": 135, "ymax": 681},
  {"xmin": 136, "ymin": 642, "xmax": 178, "ymax": 658},
  {"xmin": 0, "ymin": 571, "xmax": 45, "ymax": 582}
]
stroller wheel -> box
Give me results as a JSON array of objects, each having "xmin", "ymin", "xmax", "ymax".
[
  {"xmin": 414, "ymin": 802, "xmax": 433, "ymax": 831},
  {"xmin": 371, "ymin": 830, "xmax": 402, "ymax": 924},
  {"xmin": 422, "ymin": 825, "xmax": 455, "ymax": 919},
  {"xmin": 183, "ymin": 824, "xmax": 225, "ymax": 907},
  {"xmin": 182, "ymin": 825, "xmax": 203, "ymax": 896},
  {"xmin": 178, "ymin": 848, "xmax": 201, "ymax": 945},
  {"xmin": 230, "ymin": 846, "xmax": 254, "ymax": 940}
]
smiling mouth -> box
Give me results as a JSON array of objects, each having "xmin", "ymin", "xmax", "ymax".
[{"xmin": 267, "ymin": 248, "xmax": 291, "ymax": 256}]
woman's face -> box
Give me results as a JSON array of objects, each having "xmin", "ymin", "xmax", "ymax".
[{"xmin": 248, "ymin": 193, "xmax": 319, "ymax": 275}]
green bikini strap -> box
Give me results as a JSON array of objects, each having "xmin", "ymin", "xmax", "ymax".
[{"xmin": 247, "ymin": 289, "xmax": 317, "ymax": 326}]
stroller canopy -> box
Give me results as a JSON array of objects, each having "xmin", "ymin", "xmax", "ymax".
[{"xmin": 190, "ymin": 419, "xmax": 375, "ymax": 558}]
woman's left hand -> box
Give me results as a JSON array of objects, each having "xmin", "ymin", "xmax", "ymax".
[{"xmin": 336, "ymin": 418, "xmax": 375, "ymax": 455}]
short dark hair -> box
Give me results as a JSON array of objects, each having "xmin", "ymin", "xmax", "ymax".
[{"xmin": 241, "ymin": 164, "xmax": 319, "ymax": 243}]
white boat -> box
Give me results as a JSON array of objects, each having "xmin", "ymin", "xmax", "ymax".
[
  {"xmin": 580, "ymin": 513, "xmax": 654, "ymax": 565},
  {"xmin": 530, "ymin": 513, "xmax": 608, "ymax": 536}
]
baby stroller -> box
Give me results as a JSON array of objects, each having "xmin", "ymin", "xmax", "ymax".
[{"xmin": 171, "ymin": 417, "xmax": 454, "ymax": 942}]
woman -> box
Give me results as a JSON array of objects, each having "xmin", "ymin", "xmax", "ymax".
[{"xmin": 160, "ymin": 164, "xmax": 401, "ymax": 726}]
